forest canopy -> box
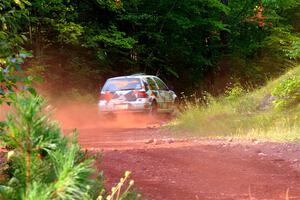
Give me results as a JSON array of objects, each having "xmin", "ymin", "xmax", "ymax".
[{"xmin": 1, "ymin": 0, "xmax": 300, "ymax": 94}]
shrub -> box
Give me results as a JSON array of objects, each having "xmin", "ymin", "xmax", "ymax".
[
  {"xmin": 0, "ymin": 94, "xmax": 104, "ymax": 199},
  {"xmin": 224, "ymin": 83, "xmax": 245, "ymax": 102},
  {"xmin": 272, "ymin": 75, "xmax": 300, "ymax": 108}
]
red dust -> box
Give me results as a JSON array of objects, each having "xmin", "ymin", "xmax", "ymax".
[{"xmin": 51, "ymin": 101, "xmax": 164, "ymax": 130}]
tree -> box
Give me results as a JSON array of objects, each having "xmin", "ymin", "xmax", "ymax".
[
  {"xmin": 121, "ymin": 0, "xmax": 230, "ymax": 89},
  {"xmin": 0, "ymin": 94, "xmax": 103, "ymax": 200},
  {"xmin": 0, "ymin": 0, "xmax": 34, "ymax": 105}
]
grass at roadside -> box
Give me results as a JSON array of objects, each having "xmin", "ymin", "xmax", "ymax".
[{"xmin": 169, "ymin": 65, "xmax": 300, "ymax": 142}]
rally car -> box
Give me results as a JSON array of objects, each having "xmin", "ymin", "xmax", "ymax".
[{"xmin": 98, "ymin": 74, "xmax": 177, "ymax": 114}]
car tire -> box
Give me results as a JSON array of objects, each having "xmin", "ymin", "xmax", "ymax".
[{"xmin": 149, "ymin": 101, "xmax": 158, "ymax": 116}]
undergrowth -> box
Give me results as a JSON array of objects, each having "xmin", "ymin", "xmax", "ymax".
[{"xmin": 170, "ymin": 65, "xmax": 300, "ymax": 142}]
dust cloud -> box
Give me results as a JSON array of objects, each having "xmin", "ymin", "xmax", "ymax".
[
  {"xmin": 51, "ymin": 100, "xmax": 162, "ymax": 131},
  {"xmin": 1, "ymin": 100, "xmax": 163, "ymax": 130},
  {"xmin": 0, "ymin": 90, "xmax": 167, "ymax": 133}
]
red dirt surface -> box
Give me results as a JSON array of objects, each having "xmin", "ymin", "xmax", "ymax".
[{"xmin": 54, "ymin": 104, "xmax": 300, "ymax": 200}]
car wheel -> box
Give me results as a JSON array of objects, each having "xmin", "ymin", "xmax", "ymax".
[{"xmin": 149, "ymin": 101, "xmax": 158, "ymax": 116}]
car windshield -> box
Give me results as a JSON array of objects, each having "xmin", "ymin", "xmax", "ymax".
[{"xmin": 102, "ymin": 78, "xmax": 142, "ymax": 91}]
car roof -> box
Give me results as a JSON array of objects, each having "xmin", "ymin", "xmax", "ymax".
[{"xmin": 107, "ymin": 75, "xmax": 158, "ymax": 80}]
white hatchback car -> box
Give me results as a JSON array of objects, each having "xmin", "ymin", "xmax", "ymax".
[{"xmin": 98, "ymin": 74, "xmax": 177, "ymax": 114}]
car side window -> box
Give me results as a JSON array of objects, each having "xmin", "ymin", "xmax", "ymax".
[
  {"xmin": 146, "ymin": 78, "xmax": 158, "ymax": 90},
  {"xmin": 142, "ymin": 80, "xmax": 149, "ymax": 91},
  {"xmin": 154, "ymin": 78, "xmax": 168, "ymax": 90}
]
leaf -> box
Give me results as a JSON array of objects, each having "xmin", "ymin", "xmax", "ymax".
[
  {"xmin": 27, "ymin": 87, "xmax": 37, "ymax": 96},
  {"xmin": 0, "ymin": 58, "xmax": 6, "ymax": 64},
  {"xmin": 91, "ymin": 28, "xmax": 137, "ymax": 49},
  {"xmin": 13, "ymin": 0, "xmax": 24, "ymax": 9}
]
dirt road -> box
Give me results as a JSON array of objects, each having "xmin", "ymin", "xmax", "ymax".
[{"xmin": 55, "ymin": 106, "xmax": 300, "ymax": 200}]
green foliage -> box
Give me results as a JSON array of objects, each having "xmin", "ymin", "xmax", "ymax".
[
  {"xmin": 224, "ymin": 84, "xmax": 245, "ymax": 102},
  {"xmin": 96, "ymin": 0, "xmax": 124, "ymax": 11},
  {"xmin": 0, "ymin": 94, "xmax": 103, "ymax": 200},
  {"xmin": 170, "ymin": 65, "xmax": 300, "ymax": 142},
  {"xmin": 0, "ymin": 0, "xmax": 28, "ymax": 57},
  {"xmin": 121, "ymin": 0, "xmax": 230, "ymax": 81},
  {"xmin": 0, "ymin": 0, "xmax": 36, "ymax": 105},
  {"xmin": 55, "ymin": 22, "xmax": 84, "ymax": 45},
  {"xmin": 222, "ymin": 0, "xmax": 300, "ymax": 88},
  {"xmin": 2, "ymin": 0, "xmax": 300, "ymax": 95},
  {"xmin": 272, "ymin": 75, "xmax": 300, "ymax": 108},
  {"xmin": 3, "ymin": 0, "xmax": 300, "ymax": 92},
  {"xmin": 262, "ymin": 0, "xmax": 300, "ymax": 10},
  {"xmin": 287, "ymin": 37, "xmax": 300, "ymax": 59},
  {"xmin": 87, "ymin": 26, "xmax": 136, "ymax": 49},
  {"xmin": 0, "ymin": 53, "xmax": 35, "ymax": 105},
  {"xmin": 264, "ymin": 27, "xmax": 300, "ymax": 59}
]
